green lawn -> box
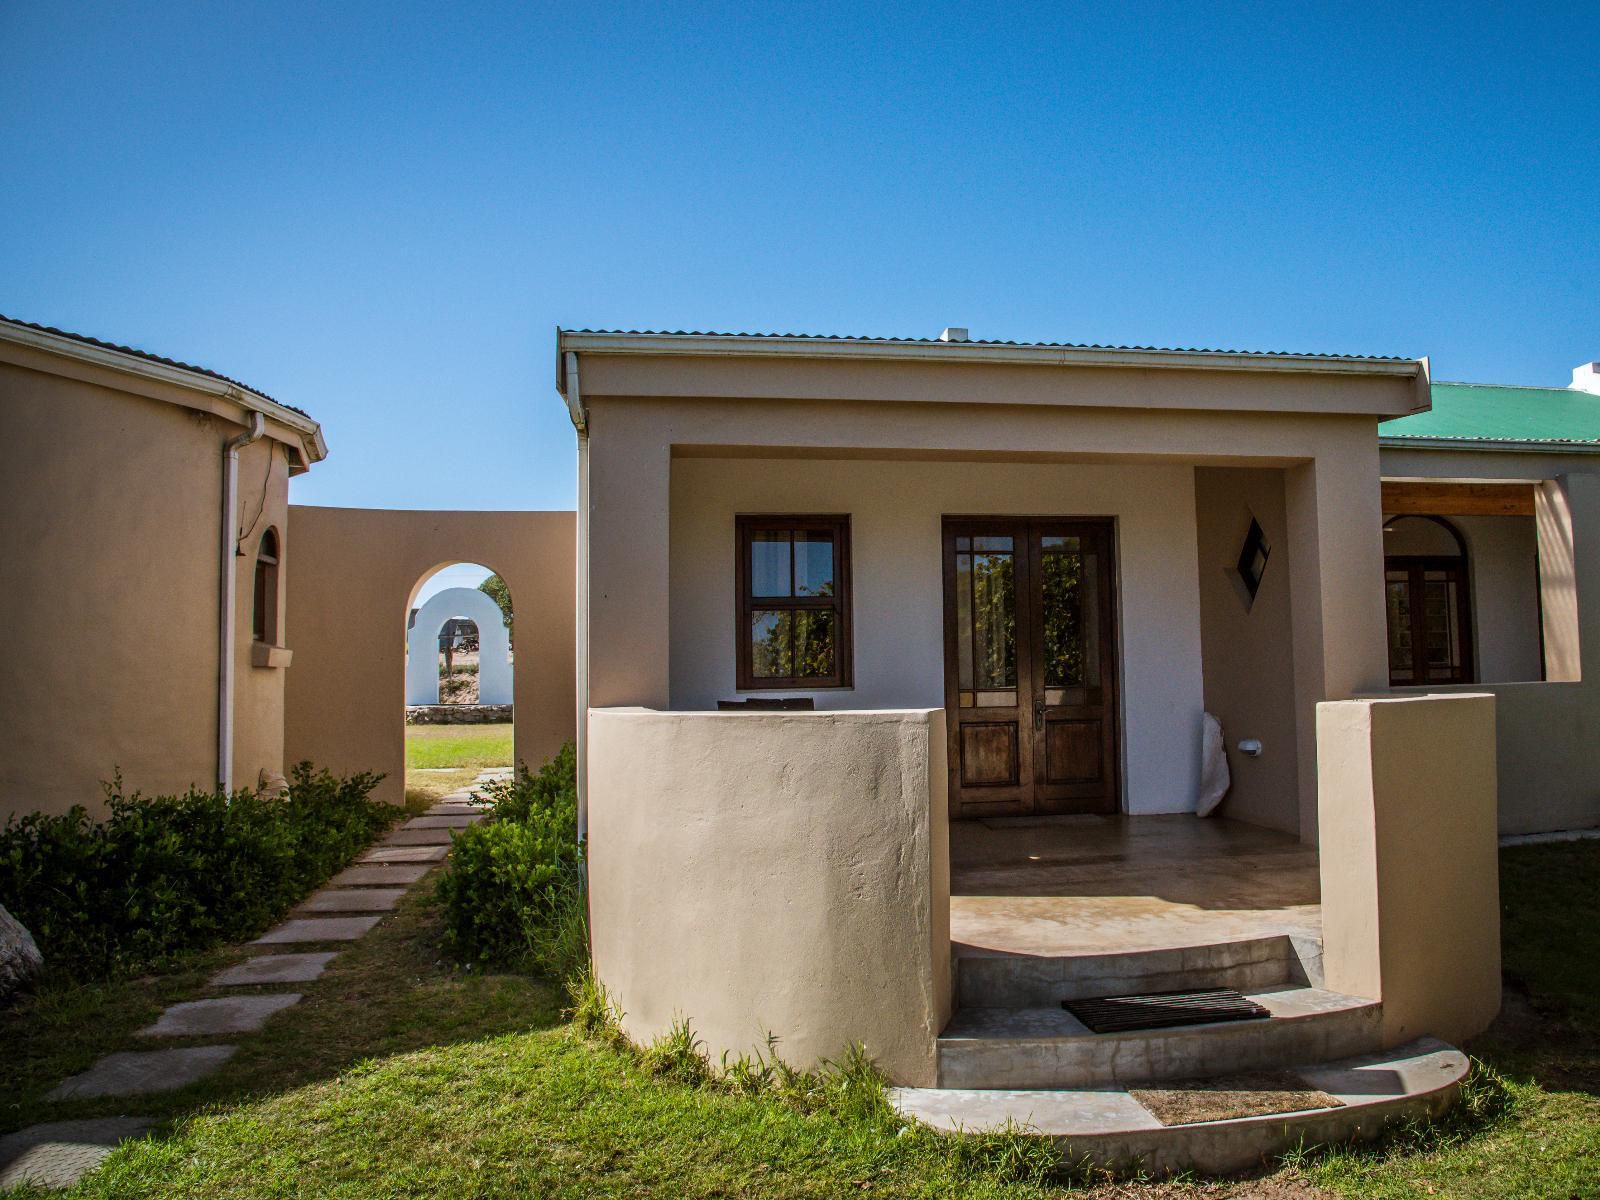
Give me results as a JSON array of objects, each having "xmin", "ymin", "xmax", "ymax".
[
  {"xmin": 7, "ymin": 842, "xmax": 1600, "ymax": 1198},
  {"xmin": 405, "ymin": 723, "xmax": 514, "ymax": 770}
]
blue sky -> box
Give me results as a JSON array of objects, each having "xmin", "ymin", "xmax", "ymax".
[{"xmin": 3, "ymin": 1, "xmax": 1597, "ymax": 521}]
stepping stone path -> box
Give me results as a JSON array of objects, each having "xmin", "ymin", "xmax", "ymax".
[
  {"xmin": 10, "ymin": 777, "xmax": 496, "ymax": 1190},
  {"xmin": 0, "ymin": 1119, "xmax": 155, "ymax": 1189}
]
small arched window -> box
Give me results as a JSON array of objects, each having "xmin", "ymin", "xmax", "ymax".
[{"xmin": 253, "ymin": 528, "xmax": 280, "ymax": 644}]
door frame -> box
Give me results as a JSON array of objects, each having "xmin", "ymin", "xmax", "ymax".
[{"xmin": 940, "ymin": 515, "xmax": 1123, "ymax": 820}]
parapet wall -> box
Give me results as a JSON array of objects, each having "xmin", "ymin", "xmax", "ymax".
[{"xmin": 586, "ymin": 706, "xmax": 952, "ymax": 1086}]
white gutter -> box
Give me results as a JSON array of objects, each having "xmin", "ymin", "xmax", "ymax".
[
  {"xmin": 555, "ymin": 330, "xmax": 1426, "ymax": 381},
  {"xmin": 1380, "ymin": 436, "xmax": 1600, "ymax": 455},
  {"xmin": 0, "ymin": 320, "xmax": 328, "ymax": 463},
  {"xmin": 218, "ymin": 411, "xmax": 265, "ymax": 793}
]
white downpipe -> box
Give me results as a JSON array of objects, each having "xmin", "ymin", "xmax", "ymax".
[
  {"xmin": 566, "ymin": 350, "xmax": 590, "ymax": 848},
  {"xmin": 218, "ymin": 412, "xmax": 265, "ymax": 793}
]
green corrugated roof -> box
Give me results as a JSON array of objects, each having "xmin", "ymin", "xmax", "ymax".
[{"xmin": 1381, "ymin": 382, "xmax": 1600, "ymax": 447}]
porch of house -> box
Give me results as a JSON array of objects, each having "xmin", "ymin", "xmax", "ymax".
[{"xmin": 949, "ymin": 812, "xmax": 1320, "ymax": 958}]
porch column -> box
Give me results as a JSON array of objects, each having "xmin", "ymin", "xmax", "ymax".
[
  {"xmin": 584, "ymin": 402, "xmax": 672, "ymax": 709},
  {"xmin": 1285, "ymin": 437, "xmax": 1389, "ymax": 842},
  {"xmin": 1317, "ymin": 693, "xmax": 1500, "ymax": 1047}
]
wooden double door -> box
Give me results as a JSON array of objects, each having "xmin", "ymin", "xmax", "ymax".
[{"xmin": 942, "ymin": 518, "xmax": 1120, "ymax": 818}]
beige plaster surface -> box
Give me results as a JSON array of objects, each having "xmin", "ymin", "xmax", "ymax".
[
  {"xmin": 1317, "ymin": 693, "xmax": 1501, "ymax": 1047},
  {"xmin": 582, "ymin": 376, "xmax": 1392, "ymax": 853},
  {"xmin": 949, "ymin": 815, "xmax": 1320, "ymax": 957},
  {"xmin": 1380, "ymin": 450, "xmax": 1600, "ymax": 835},
  {"xmin": 0, "ymin": 357, "xmax": 298, "ymax": 820},
  {"xmin": 282, "ymin": 506, "xmax": 575, "ymax": 807},
  {"xmin": 587, "ymin": 706, "xmax": 950, "ymax": 1086},
  {"xmin": 669, "ymin": 456, "xmax": 1206, "ymax": 814},
  {"xmin": 1192, "ymin": 468, "xmax": 1301, "ymax": 835}
]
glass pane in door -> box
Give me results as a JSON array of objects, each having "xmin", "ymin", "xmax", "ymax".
[
  {"xmin": 1386, "ymin": 571, "xmax": 1413, "ymax": 682},
  {"xmin": 956, "ymin": 537, "xmax": 1016, "ymax": 706},
  {"xmin": 1041, "ymin": 536, "xmax": 1097, "ymax": 704},
  {"xmin": 1423, "ymin": 572, "xmax": 1462, "ymax": 680}
]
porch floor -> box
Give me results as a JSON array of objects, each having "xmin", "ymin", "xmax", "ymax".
[{"xmin": 949, "ymin": 814, "xmax": 1320, "ymax": 957}]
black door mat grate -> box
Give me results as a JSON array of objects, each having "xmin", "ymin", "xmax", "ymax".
[{"xmin": 1064, "ymin": 988, "xmax": 1271, "ymax": 1033}]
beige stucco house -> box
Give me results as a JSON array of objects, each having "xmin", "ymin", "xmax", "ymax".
[
  {"xmin": 0, "ymin": 316, "xmax": 326, "ymax": 820},
  {"xmin": 561, "ymin": 327, "xmax": 1600, "ymax": 1169}
]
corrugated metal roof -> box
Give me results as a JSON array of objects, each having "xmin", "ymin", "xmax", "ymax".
[
  {"xmin": 1383, "ymin": 382, "xmax": 1600, "ymax": 447},
  {"xmin": 560, "ymin": 327, "xmax": 1415, "ymax": 363},
  {"xmin": 0, "ymin": 313, "xmax": 308, "ymax": 418}
]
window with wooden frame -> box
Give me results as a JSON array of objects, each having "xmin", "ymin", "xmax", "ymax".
[
  {"xmin": 253, "ymin": 528, "xmax": 280, "ymax": 644},
  {"xmin": 735, "ymin": 515, "xmax": 852, "ymax": 689}
]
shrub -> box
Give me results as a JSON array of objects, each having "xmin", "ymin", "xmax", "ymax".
[
  {"xmin": 436, "ymin": 742, "xmax": 585, "ymax": 977},
  {"xmin": 0, "ymin": 763, "xmax": 395, "ymax": 981}
]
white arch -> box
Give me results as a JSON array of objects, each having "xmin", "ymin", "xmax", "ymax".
[{"xmin": 406, "ymin": 587, "xmax": 513, "ymax": 706}]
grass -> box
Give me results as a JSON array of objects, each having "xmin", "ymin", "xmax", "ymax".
[
  {"xmin": 1297, "ymin": 839, "xmax": 1600, "ymax": 1199},
  {"xmin": 404, "ymin": 723, "xmax": 513, "ymax": 770},
  {"xmin": 7, "ymin": 841, "xmax": 1600, "ymax": 1198}
]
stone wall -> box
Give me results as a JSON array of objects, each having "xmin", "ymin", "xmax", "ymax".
[{"xmin": 404, "ymin": 705, "xmax": 514, "ymax": 725}]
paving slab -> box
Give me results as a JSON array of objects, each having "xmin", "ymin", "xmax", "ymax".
[
  {"xmin": 47, "ymin": 1046, "xmax": 237, "ymax": 1100},
  {"xmin": 359, "ymin": 844, "xmax": 449, "ymax": 864},
  {"xmin": 253, "ymin": 915, "xmax": 382, "ymax": 944},
  {"xmin": 405, "ymin": 814, "xmax": 483, "ymax": 829},
  {"xmin": 329, "ymin": 862, "xmax": 431, "ymax": 887},
  {"xmin": 210, "ymin": 952, "xmax": 337, "ymax": 987},
  {"xmin": 0, "ymin": 1118, "xmax": 155, "ymax": 1189},
  {"xmin": 424, "ymin": 804, "xmax": 485, "ymax": 816},
  {"xmin": 139, "ymin": 993, "xmax": 302, "ymax": 1037},
  {"xmin": 296, "ymin": 887, "xmax": 406, "ymax": 914},
  {"xmin": 382, "ymin": 827, "xmax": 455, "ymax": 846}
]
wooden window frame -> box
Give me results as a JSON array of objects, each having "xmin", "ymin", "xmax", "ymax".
[
  {"xmin": 735, "ymin": 514, "xmax": 852, "ymax": 690},
  {"xmin": 253, "ymin": 528, "xmax": 280, "ymax": 645}
]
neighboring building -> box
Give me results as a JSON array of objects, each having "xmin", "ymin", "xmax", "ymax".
[
  {"xmin": 558, "ymin": 327, "xmax": 1600, "ymax": 1167},
  {"xmin": 0, "ymin": 316, "xmax": 327, "ymax": 820}
]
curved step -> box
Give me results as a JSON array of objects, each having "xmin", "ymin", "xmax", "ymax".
[
  {"xmin": 956, "ymin": 934, "xmax": 1321, "ymax": 1008},
  {"xmin": 895, "ymin": 1037, "xmax": 1466, "ymax": 1177},
  {"xmin": 937, "ymin": 986, "xmax": 1380, "ymax": 1089}
]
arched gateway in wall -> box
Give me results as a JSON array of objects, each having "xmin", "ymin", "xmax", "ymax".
[{"xmin": 406, "ymin": 587, "xmax": 513, "ymax": 705}]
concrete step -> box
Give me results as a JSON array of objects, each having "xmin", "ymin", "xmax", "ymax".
[
  {"xmin": 895, "ymin": 1037, "xmax": 1466, "ymax": 1177},
  {"xmin": 956, "ymin": 934, "xmax": 1320, "ymax": 1008},
  {"xmin": 937, "ymin": 986, "xmax": 1381, "ymax": 1089}
]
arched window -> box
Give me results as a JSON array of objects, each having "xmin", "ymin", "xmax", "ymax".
[
  {"xmin": 253, "ymin": 528, "xmax": 280, "ymax": 644},
  {"xmin": 1383, "ymin": 515, "xmax": 1472, "ymax": 685}
]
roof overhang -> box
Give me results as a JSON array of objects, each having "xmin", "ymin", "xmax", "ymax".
[
  {"xmin": 555, "ymin": 329, "xmax": 1431, "ymax": 423},
  {"xmin": 0, "ymin": 320, "xmax": 329, "ymax": 469},
  {"xmin": 1380, "ymin": 435, "xmax": 1600, "ymax": 455}
]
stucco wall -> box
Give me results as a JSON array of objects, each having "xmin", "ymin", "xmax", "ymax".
[
  {"xmin": 1317, "ymin": 693, "xmax": 1501, "ymax": 1047},
  {"xmin": 586, "ymin": 706, "xmax": 951, "ymax": 1086},
  {"xmin": 282, "ymin": 506, "xmax": 576, "ymax": 805},
  {"xmin": 1383, "ymin": 513, "xmax": 1542, "ymax": 684},
  {"xmin": 668, "ymin": 457, "xmax": 1206, "ymax": 814},
  {"xmin": 1381, "ymin": 448, "xmax": 1600, "ymax": 833},
  {"xmin": 0, "ymin": 360, "xmax": 289, "ymax": 819},
  {"xmin": 584, "ymin": 389, "xmax": 1391, "ymax": 840},
  {"xmin": 1192, "ymin": 468, "xmax": 1300, "ymax": 834}
]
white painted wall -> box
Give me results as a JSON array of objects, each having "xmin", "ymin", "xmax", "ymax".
[
  {"xmin": 668, "ymin": 457, "xmax": 1207, "ymax": 815},
  {"xmin": 405, "ymin": 586, "xmax": 513, "ymax": 705}
]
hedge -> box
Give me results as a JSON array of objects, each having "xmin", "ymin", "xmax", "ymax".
[
  {"xmin": 0, "ymin": 763, "xmax": 396, "ymax": 981},
  {"xmin": 436, "ymin": 741, "xmax": 586, "ymax": 978}
]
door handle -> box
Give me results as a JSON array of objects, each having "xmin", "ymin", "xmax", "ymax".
[{"xmin": 1034, "ymin": 698, "xmax": 1044, "ymax": 731}]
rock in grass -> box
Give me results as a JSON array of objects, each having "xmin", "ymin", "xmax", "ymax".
[{"xmin": 0, "ymin": 904, "xmax": 44, "ymax": 1000}]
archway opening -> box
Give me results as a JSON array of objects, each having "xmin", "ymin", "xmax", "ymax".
[{"xmin": 403, "ymin": 561, "xmax": 514, "ymax": 809}]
